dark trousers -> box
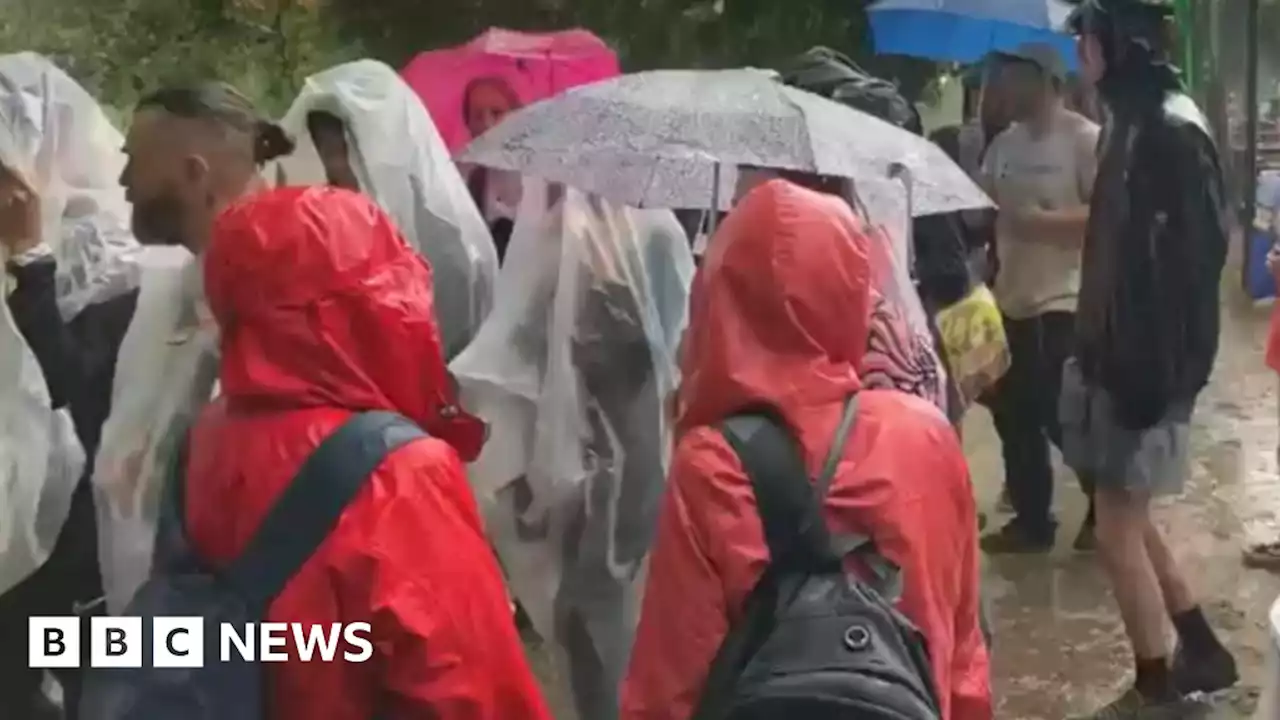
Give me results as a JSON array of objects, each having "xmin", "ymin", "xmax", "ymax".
[
  {"xmin": 989, "ymin": 311, "xmax": 1094, "ymax": 540},
  {"xmin": 0, "ymin": 481, "xmax": 102, "ymax": 720}
]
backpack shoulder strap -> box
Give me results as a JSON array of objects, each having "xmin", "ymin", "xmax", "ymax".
[
  {"xmin": 719, "ymin": 396, "xmax": 857, "ymax": 571},
  {"xmin": 818, "ymin": 396, "xmax": 905, "ymax": 600},
  {"xmin": 721, "ymin": 396, "xmax": 903, "ymax": 597},
  {"xmin": 721, "ymin": 410, "xmax": 831, "ymax": 572},
  {"xmin": 225, "ymin": 411, "xmax": 426, "ymax": 608},
  {"xmin": 152, "ymin": 428, "xmax": 194, "ymax": 575}
]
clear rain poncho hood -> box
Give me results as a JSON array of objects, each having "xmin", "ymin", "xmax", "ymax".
[
  {"xmin": 0, "ymin": 52, "xmax": 142, "ymax": 593},
  {"xmin": 450, "ymin": 182, "xmax": 694, "ymax": 719},
  {"xmin": 280, "ymin": 60, "xmax": 498, "ymax": 359}
]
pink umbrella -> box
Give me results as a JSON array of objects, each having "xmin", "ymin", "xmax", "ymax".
[{"xmin": 402, "ymin": 28, "xmax": 621, "ymax": 154}]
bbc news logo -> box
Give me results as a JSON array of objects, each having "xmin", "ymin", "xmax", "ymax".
[{"xmin": 29, "ymin": 617, "xmax": 373, "ymax": 668}]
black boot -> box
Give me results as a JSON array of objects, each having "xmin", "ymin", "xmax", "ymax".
[
  {"xmin": 1170, "ymin": 607, "xmax": 1238, "ymax": 695},
  {"xmin": 1171, "ymin": 642, "xmax": 1238, "ymax": 696}
]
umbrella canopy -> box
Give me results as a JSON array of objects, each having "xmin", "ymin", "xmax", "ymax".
[
  {"xmin": 402, "ymin": 28, "xmax": 620, "ymax": 153},
  {"xmin": 458, "ymin": 68, "xmax": 991, "ymax": 218},
  {"xmin": 868, "ymin": 0, "xmax": 1078, "ymax": 66}
]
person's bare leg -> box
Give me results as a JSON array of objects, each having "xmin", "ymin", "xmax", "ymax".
[
  {"xmin": 1095, "ymin": 489, "xmax": 1169, "ymax": 661},
  {"xmin": 1147, "ymin": 510, "xmax": 1238, "ymax": 695},
  {"xmin": 1143, "ymin": 517, "xmax": 1195, "ymax": 615}
]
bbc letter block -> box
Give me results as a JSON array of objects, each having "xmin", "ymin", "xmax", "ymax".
[
  {"xmin": 153, "ymin": 617, "xmax": 204, "ymax": 669},
  {"xmin": 91, "ymin": 616, "xmax": 143, "ymax": 668},
  {"xmin": 29, "ymin": 617, "xmax": 80, "ymax": 669}
]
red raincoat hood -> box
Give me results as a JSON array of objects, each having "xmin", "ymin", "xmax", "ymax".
[
  {"xmin": 678, "ymin": 179, "xmax": 871, "ymax": 433},
  {"xmin": 205, "ymin": 186, "xmax": 483, "ymax": 459}
]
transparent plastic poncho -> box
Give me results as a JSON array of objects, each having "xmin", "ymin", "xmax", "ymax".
[
  {"xmin": 0, "ymin": 53, "xmax": 142, "ymax": 594},
  {"xmin": 280, "ymin": 60, "xmax": 498, "ymax": 359},
  {"xmin": 92, "ymin": 248, "xmax": 216, "ymax": 614},
  {"xmin": 451, "ymin": 182, "xmax": 694, "ymax": 720}
]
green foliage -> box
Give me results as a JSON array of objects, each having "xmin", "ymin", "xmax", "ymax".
[
  {"xmin": 0, "ymin": 0, "xmax": 351, "ymax": 117},
  {"xmin": 326, "ymin": 0, "xmax": 935, "ymax": 104},
  {"xmin": 0, "ymin": 0, "xmax": 935, "ymax": 117}
]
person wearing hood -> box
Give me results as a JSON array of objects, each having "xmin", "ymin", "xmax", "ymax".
[
  {"xmin": 280, "ymin": 60, "xmax": 499, "ymax": 361},
  {"xmin": 776, "ymin": 49, "xmax": 964, "ymax": 425},
  {"xmin": 90, "ymin": 81, "xmax": 295, "ymax": 615},
  {"xmin": 180, "ymin": 186, "xmax": 541, "ymax": 720},
  {"xmin": 621, "ymin": 180, "xmax": 991, "ymax": 720},
  {"xmin": 0, "ymin": 53, "xmax": 143, "ymax": 719},
  {"xmin": 734, "ymin": 166, "xmax": 948, "ymax": 421},
  {"xmin": 452, "ymin": 181, "xmax": 694, "ymax": 720},
  {"xmin": 1064, "ymin": 1, "xmax": 1236, "ymax": 716}
]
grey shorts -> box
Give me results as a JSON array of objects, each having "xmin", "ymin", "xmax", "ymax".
[{"xmin": 1059, "ymin": 359, "xmax": 1193, "ymax": 497}]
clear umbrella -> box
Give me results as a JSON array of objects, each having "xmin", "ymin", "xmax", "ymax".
[{"xmin": 457, "ymin": 68, "xmax": 992, "ymax": 221}]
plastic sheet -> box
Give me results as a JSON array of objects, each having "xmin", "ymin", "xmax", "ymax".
[
  {"xmin": 280, "ymin": 60, "xmax": 497, "ymax": 359},
  {"xmin": 0, "ymin": 300, "xmax": 83, "ymax": 595},
  {"xmin": 0, "ymin": 53, "xmax": 141, "ymax": 594},
  {"xmin": 91, "ymin": 250, "xmax": 218, "ymax": 613},
  {"xmin": 451, "ymin": 182, "xmax": 693, "ymax": 719}
]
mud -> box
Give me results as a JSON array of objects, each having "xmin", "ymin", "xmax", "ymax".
[{"xmin": 971, "ymin": 280, "xmax": 1280, "ymax": 719}]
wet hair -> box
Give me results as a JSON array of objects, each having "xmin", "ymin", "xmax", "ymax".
[
  {"xmin": 1069, "ymin": 0, "xmax": 1178, "ymax": 69},
  {"xmin": 137, "ymin": 81, "xmax": 296, "ymax": 165}
]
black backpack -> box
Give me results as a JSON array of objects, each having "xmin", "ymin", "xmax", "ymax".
[
  {"xmin": 778, "ymin": 47, "xmax": 923, "ymax": 135},
  {"xmin": 692, "ymin": 396, "xmax": 941, "ymax": 720},
  {"xmin": 81, "ymin": 411, "xmax": 422, "ymax": 720}
]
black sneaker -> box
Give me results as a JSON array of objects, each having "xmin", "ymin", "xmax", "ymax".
[
  {"xmin": 1172, "ymin": 642, "xmax": 1238, "ymax": 696},
  {"xmin": 980, "ymin": 520, "xmax": 1055, "ymax": 554},
  {"xmin": 1069, "ymin": 687, "xmax": 1196, "ymax": 719}
]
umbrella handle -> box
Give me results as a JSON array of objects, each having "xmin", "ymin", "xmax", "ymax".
[{"xmin": 846, "ymin": 181, "xmax": 873, "ymax": 225}]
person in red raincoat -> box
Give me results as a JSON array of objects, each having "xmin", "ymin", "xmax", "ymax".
[
  {"xmin": 621, "ymin": 179, "xmax": 992, "ymax": 720},
  {"xmin": 183, "ymin": 186, "xmax": 553, "ymax": 720}
]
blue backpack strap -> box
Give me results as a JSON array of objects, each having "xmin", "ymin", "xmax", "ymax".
[
  {"xmin": 225, "ymin": 411, "xmax": 426, "ymax": 609},
  {"xmin": 151, "ymin": 427, "xmax": 194, "ymax": 574}
]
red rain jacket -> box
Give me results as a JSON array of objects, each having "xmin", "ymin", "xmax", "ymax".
[
  {"xmin": 185, "ymin": 187, "xmax": 551, "ymax": 720},
  {"xmin": 621, "ymin": 180, "xmax": 992, "ymax": 720}
]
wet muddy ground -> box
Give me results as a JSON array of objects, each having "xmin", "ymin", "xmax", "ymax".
[
  {"xmin": 527, "ymin": 269, "xmax": 1280, "ymax": 720},
  {"xmin": 970, "ymin": 280, "xmax": 1280, "ymax": 719}
]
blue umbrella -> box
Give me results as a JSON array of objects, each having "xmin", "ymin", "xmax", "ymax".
[{"xmin": 868, "ymin": 0, "xmax": 1078, "ymax": 68}]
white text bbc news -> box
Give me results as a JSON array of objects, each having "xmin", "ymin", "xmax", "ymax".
[{"xmin": 29, "ymin": 617, "xmax": 373, "ymax": 668}]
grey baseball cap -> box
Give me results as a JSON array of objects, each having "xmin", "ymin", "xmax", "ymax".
[{"xmin": 995, "ymin": 42, "xmax": 1068, "ymax": 82}]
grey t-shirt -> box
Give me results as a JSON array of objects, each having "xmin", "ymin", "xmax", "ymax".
[{"xmin": 982, "ymin": 110, "xmax": 1100, "ymax": 319}]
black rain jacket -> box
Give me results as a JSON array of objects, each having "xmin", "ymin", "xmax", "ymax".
[{"xmin": 1077, "ymin": 67, "xmax": 1228, "ymax": 430}]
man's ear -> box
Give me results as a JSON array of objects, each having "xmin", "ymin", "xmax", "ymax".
[{"xmin": 181, "ymin": 153, "xmax": 210, "ymax": 186}]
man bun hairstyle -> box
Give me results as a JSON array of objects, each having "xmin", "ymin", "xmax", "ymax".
[
  {"xmin": 137, "ymin": 80, "xmax": 295, "ymax": 166},
  {"xmin": 254, "ymin": 119, "xmax": 296, "ymax": 165}
]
